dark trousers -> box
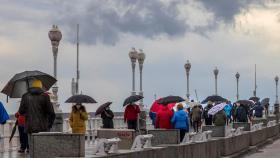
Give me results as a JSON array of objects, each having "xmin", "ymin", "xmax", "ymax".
[
  {"xmin": 179, "ymin": 129, "xmax": 186, "ymax": 142},
  {"xmin": 18, "ymin": 126, "xmax": 29, "ymax": 150},
  {"xmin": 127, "ymin": 120, "xmax": 137, "ymax": 131},
  {"xmin": 193, "ymin": 121, "xmax": 199, "ymax": 132}
]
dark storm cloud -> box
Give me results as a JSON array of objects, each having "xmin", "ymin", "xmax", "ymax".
[
  {"xmin": 57, "ymin": 0, "xmax": 188, "ymax": 45},
  {"xmin": 54, "ymin": 0, "xmax": 271, "ymax": 45}
]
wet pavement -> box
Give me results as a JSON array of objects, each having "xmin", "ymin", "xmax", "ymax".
[{"xmin": 243, "ymin": 139, "xmax": 280, "ymax": 158}]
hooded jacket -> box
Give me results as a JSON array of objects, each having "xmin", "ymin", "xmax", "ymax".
[
  {"xmin": 156, "ymin": 106, "xmax": 173, "ymax": 129},
  {"xmin": 69, "ymin": 105, "xmax": 88, "ymax": 134},
  {"xmin": 213, "ymin": 110, "xmax": 227, "ymax": 126},
  {"xmin": 18, "ymin": 87, "xmax": 55, "ymax": 133},
  {"xmin": 171, "ymin": 109, "xmax": 189, "ymax": 131}
]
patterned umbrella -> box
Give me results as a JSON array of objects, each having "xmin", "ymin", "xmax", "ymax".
[{"xmin": 208, "ymin": 103, "xmax": 227, "ymax": 115}]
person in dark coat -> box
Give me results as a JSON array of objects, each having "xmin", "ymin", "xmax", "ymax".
[
  {"xmin": 213, "ymin": 110, "xmax": 227, "ymax": 126},
  {"xmin": 15, "ymin": 112, "xmax": 29, "ymax": 153},
  {"xmin": 101, "ymin": 106, "xmax": 114, "ymax": 128},
  {"xmin": 252, "ymin": 102, "xmax": 264, "ymax": 118},
  {"xmin": 191, "ymin": 105, "xmax": 202, "ymax": 132},
  {"xmin": 235, "ymin": 103, "xmax": 248, "ymax": 122},
  {"xmin": 155, "ymin": 106, "xmax": 173, "ymax": 129},
  {"xmin": 203, "ymin": 102, "xmax": 213, "ymax": 125},
  {"xmin": 18, "ymin": 79, "xmax": 55, "ymax": 133},
  {"xmin": 124, "ymin": 104, "xmax": 140, "ymax": 130}
]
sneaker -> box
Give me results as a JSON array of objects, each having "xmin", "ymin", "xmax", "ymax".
[{"xmin": 18, "ymin": 149, "xmax": 25, "ymax": 153}]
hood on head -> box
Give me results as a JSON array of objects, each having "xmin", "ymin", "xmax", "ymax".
[{"xmin": 28, "ymin": 87, "xmax": 44, "ymax": 95}]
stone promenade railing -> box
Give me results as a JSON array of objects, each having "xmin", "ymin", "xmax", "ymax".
[{"xmin": 0, "ymin": 116, "xmax": 153, "ymax": 152}]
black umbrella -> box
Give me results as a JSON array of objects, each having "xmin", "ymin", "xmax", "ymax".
[
  {"xmin": 1, "ymin": 70, "xmax": 56, "ymax": 98},
  {"xmin": 249, "ymin": 96, "xmax": 260, "ymax": 103},
  {"xmin": 158, "ymin": 96, "xmax": 184, "ymax": 105},
  {"xmin": 236, "ymin": 100, "xmax": 255, "ymax": 107},
  {"xmin": 65, "ymin": 94, "xmax": 97, "ymax": 104},
  {"xmin": 201, "ymin": 95, "xmax": 227, "ymax": 104},
  {"xmin": 261, "ymin": 98, "xmax": 270, "ymax": 106},
  {"xmin": 95, "ymin": 102, "xmax": 112, "ymax": 116},
  {"xmin": 123, "ymin": 95, "xmax": 143, "ymax": 106},
  {"xmin": 9, "ymin": 120, "xmax": 18, "ymax": 142}
]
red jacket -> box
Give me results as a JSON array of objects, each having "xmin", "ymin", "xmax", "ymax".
[
  {"xmin": 156, "ymin": 106, "xmax": 173, "ymax": 129},
  {"xmin": 15, "ymin": 112, "xmax": 25, "ymax": 126},
  {"xmin": 124, "ymin": 104, "xmax": 140, "ymax": 121}
]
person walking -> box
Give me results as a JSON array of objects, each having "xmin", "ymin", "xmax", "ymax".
[
  {"xmin": 191, "ymin": 105, "xmax": 202, "ymax": 132},
  {"xmin": 155, "ymin": 106, "xmax": 173, "ymax": 129},
  {"xmin": 18, "ymin": 79, "xmax": 55, "ymax": 132},
  {"xmin": 69, "ymin": 104, "xmax": 88, "ymax": 134},
  {"xmin": 0, "ymin": 101, "xmax": 9, "ymax": 125},
  {"xmin": 18, "ymin": 79, "xmax": 55, "ymax": 155},
  {"xmin": 15, "ymin": 112, "xmax": 29, "ymax": 153},
  {"xmin": 203, "ymin": 102, "xmax": 213, "ymax": 125},
  {"xmin": 235, "ymin": 103, "xmax": 248, "ymax": 122},
  {"xmin": 101, "ymin": 106, "xmax": 114, "ymax": 128},
  {"xmin": 252, "ymin": 102, "xmax": 264, "ymax": 118},
  {"xmin": 171, "ymin": 103, "xmax": 189, "ymax": 142},
  {"xmin": 224, "ymin": 103, "xmax": 232, "ymax": 125},
  {"xmin": 213, "ymin": 110, "xmax": 227, "ymax": 126},
  {"xmin": 264, "ymin": 103, "xmax": 269, "ymax": 117},
  {"xmin": 124, "ymin": 103, "xmax": 140, "ymax": 130}
]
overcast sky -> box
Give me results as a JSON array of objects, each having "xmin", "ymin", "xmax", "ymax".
[{"xmin": 1, "ymin": 0, "xmax": 280, "ymax": 114}]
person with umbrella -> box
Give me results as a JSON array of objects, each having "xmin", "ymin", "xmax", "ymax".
[
  {"xmin": 123, "ymin": 95, "xmax": 142, "ymax": 131},
  {"xmin": 213, "ymin": 110, "xmax": 227, "ymax": 126},
  {"xmin": 235, "ymin": 102, "xmax": 248, "ymax": 122},
  {"xmin": 203, "ymin": 101, "xmax": 214, "ymax": 125},
  {"xmin": 18, "ymin": 79, "xmax": 56, "ymax": 151},
  {"xmin": 171, "ymin": 103, "xmax": 189, "ymax": 142},
  {"xmin": 100, "ymin": 105, "xmax": 114, "ymax": 129},
  {"xmin": 155, "ymin": 104, "xmax": 173, "ymax": 129},
  {"xmin": 124, "ymin": 103, "xmax": 140, "ymax": 131},
  {"xmin": 251, "ymin": 101, "xmax": 264, "ymax": 118},
  {"xmin": 15, "ymin": 112, "xmax": 28, "ymax": 153},
  {"xmin": 69, "ymin": 103, "xmax": 88, "ymax": 134}
]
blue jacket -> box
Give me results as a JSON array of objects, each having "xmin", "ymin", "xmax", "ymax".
[
  {"xmin": 149, "ymin": 111, "xmax": 157, "ymax": 126},
  {"xmin": 171, "ymin": 110, "xmax": 189, "ymax": 131},
  {"xmin": 0, "ymin": 102, "xmax": 9, "ymax": 124},
  {"xmin": 224, "ymin": 104, "xmax": 232, "ymax": 118}
]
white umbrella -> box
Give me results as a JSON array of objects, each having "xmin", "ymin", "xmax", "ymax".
[{"xmin": 208, "ymin": 102, "xmax": 227, "ymax": 115}]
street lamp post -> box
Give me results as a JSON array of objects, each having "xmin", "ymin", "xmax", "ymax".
[
  {"xmin": 48, "ymin": 25, "xmax": 63, "ymax": 132},
  {"xmin": 274, "ymin": 76, "xmax": 279, "ymax": 122},
  {"xmin": 235, "ymin": 72, "xmax": 240, "ymax": 100},
  {"xmin": 129, "ymin": 48, "xmax": 138, "ymax": 96},
  {"xmin": 137, "ymin": 49, "xmax": 145, "ymax": 106},
  {"xmin": 184, "ymin": 60, "xmax": 191, "ymax": 99},
  {"xmin": 48, "ymin": 25, "xmax": 62, "ymax": 112},
  {"xmin": 213, "ymin": 67, "xmax": 219, "ymax": 95},
  {"xmin": 275, "ymin": 76, "xmax": 279, "ymax": 104}
]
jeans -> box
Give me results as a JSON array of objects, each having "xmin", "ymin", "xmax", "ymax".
[{"xmin": 18, "ymin": 126, "xmax": 29, "ymax": 150}]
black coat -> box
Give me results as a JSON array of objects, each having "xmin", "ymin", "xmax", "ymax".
[
  {"xmin": 19, "ymin": 88, "xmax": 55, "ymax": 133},
  {"xmin": 101, "ymin": 109, "xmax": 114, "ymax": 128}
]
